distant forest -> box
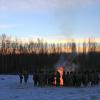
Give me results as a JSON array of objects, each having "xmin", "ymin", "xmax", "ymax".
[{"xmin": 0, "ymin": 34, "xmax": 100, "ymax": 74}]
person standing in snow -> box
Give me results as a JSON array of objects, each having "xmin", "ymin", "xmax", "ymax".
[
  {"xmin": 18, "ymin": 70, "xmax": 23, "ymax": 84},
  {"xmin": 62, "ymin": 71, "xmax": 66, "ymax": 86},
  {"xmin": 33, "ymin": 71, "xmax": 38, "ymax": 86},
  {"xmin": 23, "ymin": 70, "xmax": 29, "ymax": 84},
  {"xmin": 56, "ymin": 71, "xmax": 60, "ymax": 86},
  {"xmin": 38, "ymin": 70, "xmax": 44, "ymax": 87}
]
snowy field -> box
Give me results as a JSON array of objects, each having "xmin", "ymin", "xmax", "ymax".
[{"xmin": 0, "ymin": 75, "xmax": 100, "ymax": 100}]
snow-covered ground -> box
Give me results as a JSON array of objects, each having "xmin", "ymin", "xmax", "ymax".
[{"xmin": 0, "ymin": 75, "xmax": 100, "ymax": 100}]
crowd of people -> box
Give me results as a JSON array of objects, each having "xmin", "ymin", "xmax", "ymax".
[
  {"xmin": 18, "ymin": 70, "xmax": 100, "ymax": 87},
  {"xmin": 63, "ymin": 70, "xmax": 100, "ymax": 87}
]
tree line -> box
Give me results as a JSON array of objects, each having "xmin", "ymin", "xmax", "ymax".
[{"xmin": 0, "ymin": 34, "xmax": 100, "ymax": 74}]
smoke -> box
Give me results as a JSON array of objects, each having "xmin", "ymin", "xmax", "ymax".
[{"xmin": 56, "ymin": 53, "xmax": 78, "ymax": 73}]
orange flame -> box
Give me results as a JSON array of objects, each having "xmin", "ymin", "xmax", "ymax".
[{"xmin": 57, "ymin": 67, "xmax": 64, "ymax": 86}]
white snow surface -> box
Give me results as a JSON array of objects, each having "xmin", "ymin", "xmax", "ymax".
[{"xmin": 0, "ymin": 75, "xmax": 100, "ymax": 100}]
